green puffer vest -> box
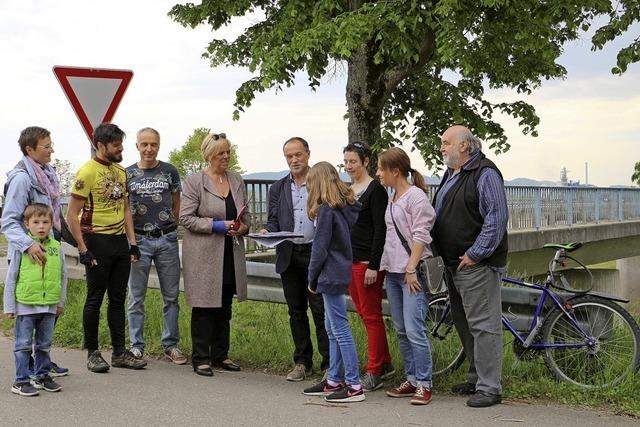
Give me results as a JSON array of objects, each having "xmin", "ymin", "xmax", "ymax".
[{"xmin": 16, "ymin": 236, "xmax": 62, "ymax": 306}]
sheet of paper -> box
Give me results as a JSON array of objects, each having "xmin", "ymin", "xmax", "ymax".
[{"xmin": 246, "ymin": 232, "xmax": 305, "ymax": 248}]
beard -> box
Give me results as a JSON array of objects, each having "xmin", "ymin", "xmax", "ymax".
[
  {"xmin": 106, "ymin": 152, "xmax": 123, "ymax": 163},
  {"xmin": 444, "ymin": 150, "xmax": 461, "ymax": 169}
]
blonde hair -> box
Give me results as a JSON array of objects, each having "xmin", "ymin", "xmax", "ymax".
[
  {"xmin": 201, "ymin": 133, "xmax": 230, "ymax": 163},
  {"xmin": 306, "ymin": 161, "xmax": 356, "ymax": 220},
  {"xmin": 378, "ymin": 147, "xmax": 428, "ymax": 193}
]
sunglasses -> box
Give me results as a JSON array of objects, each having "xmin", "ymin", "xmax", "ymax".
[{"xmin": 212, "ymin": 133, "xmax": 226, "ymax": 140}]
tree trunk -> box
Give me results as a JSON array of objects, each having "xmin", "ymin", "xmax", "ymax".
[{"xmin": 346, "ymin": 43, "xmax": 387, "ymax": 174}]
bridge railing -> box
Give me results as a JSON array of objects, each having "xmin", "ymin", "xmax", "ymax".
[{"xmin": 245, "ymin": 179, "xmax": 640, "ymax": 239}]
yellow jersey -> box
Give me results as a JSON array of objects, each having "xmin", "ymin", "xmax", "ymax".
[{"xmin": 71, "ymin": 158, "xmax": 127, "ymax": 235}]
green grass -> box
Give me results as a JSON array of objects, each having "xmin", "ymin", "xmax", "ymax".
[{"xmin": 1, "ymin": 280, "xmax": 639, "ymax": 417}]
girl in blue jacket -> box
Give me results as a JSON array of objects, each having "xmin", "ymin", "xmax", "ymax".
[{"xmin": 302, "ymin": 161, "xmax": 364, "ymax": 403}]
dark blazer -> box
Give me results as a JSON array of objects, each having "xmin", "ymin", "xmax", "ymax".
[{"xmin": 265, "ymin": 174, "xmax": 297, "ymax": 274}]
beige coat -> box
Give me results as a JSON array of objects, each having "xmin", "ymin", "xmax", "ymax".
[{"xmin": 180, "ymin": 171, "xmax": 249, "ymax": 308}]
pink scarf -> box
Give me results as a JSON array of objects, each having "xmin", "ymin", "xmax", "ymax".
[{"xmin": 26, "ymin": 156, "xmax": 61, "ymax": 231}]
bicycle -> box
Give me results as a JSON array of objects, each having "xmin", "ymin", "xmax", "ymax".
[{"xmin": 425, "ymin": 242, "xmax": 640, "ymax": 389}]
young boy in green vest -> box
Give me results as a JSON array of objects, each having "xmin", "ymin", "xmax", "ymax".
[{"xmin": 3, "ymin": 203, "xmax": 67, "ymax": 396}]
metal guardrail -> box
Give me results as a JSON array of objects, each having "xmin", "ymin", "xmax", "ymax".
[
  {"xmin": 246, "ymin": 259, "xmax": 551, "ymax": 331},
  {"xmin": 49, "ymin": 238, "xmax": 597, "ymax": 334}
]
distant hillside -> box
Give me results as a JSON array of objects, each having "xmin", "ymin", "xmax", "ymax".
[
  {"xmin": 505, "ymin": 177, "xmax": 559, "ymax": 187},
  {"xmin": 243, "ymin": 171, "xmax": 560, "ymax": 187},
  {"xmin": 242, "ymin": 171, "xmax": 289, "ymax": 180}
]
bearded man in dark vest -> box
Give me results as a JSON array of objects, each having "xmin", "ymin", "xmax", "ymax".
[{"xmin": 432, "ymin": 125, "xmax": 508, "ymax": 408}]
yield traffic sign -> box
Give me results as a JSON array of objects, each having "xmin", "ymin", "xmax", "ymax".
[{"xmin": 53, "ymin": 66, "xmax": 133, "ymax": 144}]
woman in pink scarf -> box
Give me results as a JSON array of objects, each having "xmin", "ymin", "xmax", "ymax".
[{"xmin": 2, "ymin": 126, "xmax": 69, "ymax": 377}]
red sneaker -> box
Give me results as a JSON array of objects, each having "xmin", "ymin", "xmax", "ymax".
[
  {"xmin": 410, "ymin": 385, "xmax": 433, "ymax": 405},
  {"xmin": 386, "ymin": 380, "xmax": 417, "ymax": 398}
]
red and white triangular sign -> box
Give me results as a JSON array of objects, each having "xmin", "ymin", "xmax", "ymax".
[{"xmin": 53, "ymin": 66, "xmax": 133, "ymax": 143}]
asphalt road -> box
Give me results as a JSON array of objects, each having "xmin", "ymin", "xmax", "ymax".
[{"xmin": 0, "ymin": 337, "xmax": 636, "ymax": 426}]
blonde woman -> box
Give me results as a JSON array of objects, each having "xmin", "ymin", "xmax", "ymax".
[
  {"xmin": 302, "ymin": 162, "xmax": 364, "ymax": 403},
  {"xmin": 377, "ymin": 147, "xmax": 435, "ymax": 405},
  {"xmin": 180, "ymin": 133, "xmax": 249, "ymax": 376}
]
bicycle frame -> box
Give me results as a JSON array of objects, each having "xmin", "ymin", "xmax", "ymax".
[{"xmin": 501, "ymin": 276, "xmax": 593, "ymax": 350}]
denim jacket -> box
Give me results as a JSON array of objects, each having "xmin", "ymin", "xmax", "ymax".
[{"xmin": 1, "ymin": 156, "xmax": 55, "ymax": 261}]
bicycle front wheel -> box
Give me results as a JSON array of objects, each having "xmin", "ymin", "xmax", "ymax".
[
  {"xmin": 541, "ymin": 295, "xmax": 640, "ymax": 388},
  {"xmin": 426, "ymin": 292, "xmax": 465, "ymax": 376}
]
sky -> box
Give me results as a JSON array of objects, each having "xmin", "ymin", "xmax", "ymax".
[{"xmin": 1, "ymin": 0, "xmax": 639, "ymax": 187}]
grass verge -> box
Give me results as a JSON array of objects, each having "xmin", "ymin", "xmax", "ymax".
[{"xmin": 0, "ymin": 280, "xmax": 638, "ymax": 417}]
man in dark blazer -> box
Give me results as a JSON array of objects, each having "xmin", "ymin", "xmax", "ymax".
[{"xmin": 261, "ymin": 137, "xmax": 329, "ymax": 381}]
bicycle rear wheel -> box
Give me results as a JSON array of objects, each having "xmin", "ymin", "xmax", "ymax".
[
  {"xmin": 541, "ymin": 295, "xmax": 640, "ymax": 388},
  {"xmin": 426, "ymin": 292, "xmax": 465, "ymax": 376}
]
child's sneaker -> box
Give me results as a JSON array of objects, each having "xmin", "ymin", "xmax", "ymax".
[
  {"xmin": 303, "ymin": 379, "xmax": 344, "ymax": 396},
  {"xmin": 49, "ymin": 361, "xmax": 69, "ymax": 377},
  {"xmin": 386, "ymin": 380, "xmax": 417, "ymax": 398},
  {"xmin": 11, "ymin": 382, "xmax": 39, "ymax": 396},
  {"xmin": 31, "ymin": 376, "xmax": 62, "ymax": 392},
  {"xmin": 325, "ymin": 385, "xmax": 365, "ymax": 403},
  {"xmin": 410, "ymin": 385, "xmax": 432, "ymax": 405}
]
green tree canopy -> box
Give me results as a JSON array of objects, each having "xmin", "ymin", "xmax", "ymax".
[
  {"xmin": 170, "ymin": 1, "xmax": 639, "ymax": 169},
  {"xmin": 52, "ymin": 159, "xmax": 73, "ymax": 196},
  {"xmin": 633, "ymin": 162, "xmax": 640, "ymax": 186},
  {"xmin": 168, "ymin": 127, "xmax": 243, "ymax": 177}
]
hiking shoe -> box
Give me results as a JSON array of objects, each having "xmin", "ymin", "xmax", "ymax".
[
  {"xmin": 410, "ymin": 385, "xmax": 432, "ymax": 405},
  {"xmin": 49, "ymin": 362, "xmax": 69, "ymax": 377},
  {"xmin": 325, "ymin": 385, "xmax": 365, "ymax": 403},
  {"xmin": 386, "ymin": 380, "xmax": 417, "ymax": 398},
  {"xmin": 303, "ymin": 380, "xmax": 344, "ymax": 396},
  {"xmin": 130, "ymin": 347, "xmax": 144, "ymax": 359},
  {"xmin": 11, "ymin": 382, "xmax": 39, "ymax": 397},
  {"xmin": 361, "ymin": 372, "xmax": 384, "ymax": 392},
  {"xmin": 164, "ymin": 347, "xmax": 187, "ymax": 365},
  {"xmin": 87, "ymin": 350, "xmax": 110, "ymax": 373},
  {"xmin": 466, "ymin": 391, "xmax": 501, "ymax": 408},
  {"xmin": 112, "ymin": 350, "xmax": 147, "ymax": 370},
  {"xmin": 451, "ymin": 382, "xmax": 476, "ymax": 395},
  {"xmin": 286, "ymin": 364, "xmax": 310, "ymax": 382},
  {"xmin": 381, "ymin": 362, "xmax": 396, "ymax": 380},
  {"xmin": 31, "ymin": 376, "xmax": 62, "ymax": 392}
]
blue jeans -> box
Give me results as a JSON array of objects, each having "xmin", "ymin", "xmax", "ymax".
[
  {"xmin": 323, "ymin": 293, "xmax": 360, "ymax": 387},
  {"xmin": 127, "ymin": 231, "xmax": 181, "ymax": 350},
  {"xmin": 14, "ymin": 313, "xmax": 56, "ymax": 383},
  {"xmin": 385, "ymin": 272, "xmax": 433, "ymax": 388}
]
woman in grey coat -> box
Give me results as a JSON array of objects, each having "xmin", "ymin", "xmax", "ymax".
[{"xmin": 180, "ymin": 133, "xmax": 250, "ymax": 376}]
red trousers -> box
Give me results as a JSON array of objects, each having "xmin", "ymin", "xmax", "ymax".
[{"xmin": 348, "ymin": 262, "xmax": 392, "ymax": 375}]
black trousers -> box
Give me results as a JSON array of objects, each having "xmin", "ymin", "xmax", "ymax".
[
  {"xmin": 191, "ymin": 281, "xmax": 235, "ymax": 367},
  {"xmin": 82, "ymin": 233, "xmax": 130, "ymax": 354},
  {"xmin": 280, "ymin": 244, "xmax": 329, "ymax": 370}
]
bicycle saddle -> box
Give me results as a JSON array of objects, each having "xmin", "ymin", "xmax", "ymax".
[{"xmin": 543, "ymin": 242, "xmax": 583, "ymax": 252}]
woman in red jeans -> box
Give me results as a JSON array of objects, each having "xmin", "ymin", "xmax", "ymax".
[{"xmin": 343, "ymin": 142, "xmax": 395, "ymax": 391}]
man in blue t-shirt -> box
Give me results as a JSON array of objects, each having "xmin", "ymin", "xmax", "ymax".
[{"xmin": 126, "ymin": 127, "xmax": 186, "ymax": 365}]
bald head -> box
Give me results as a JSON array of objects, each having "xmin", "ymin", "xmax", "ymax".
[{"xmin": 440, "ymin": 125, "xmax": 483, "ymax": 171}]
